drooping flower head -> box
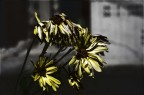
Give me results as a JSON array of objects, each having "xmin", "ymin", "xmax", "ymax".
[
  {"xmin": 34, "ymin": 12, "xmax": 51, "ymax": 44},
  {"xmin": 69, "ymin": 27, "xmax": 109, "ymax": 78},
  {"xmin": 68, "ymin": 70, "xmax": 82, "ymax": 90},
  {"xmin": 34, "ymin": 12, "xmax": 74, "ymax": 46},
  {"xmin": 31, "ymin": 56, "xmax": 61, "ymax": 91}
]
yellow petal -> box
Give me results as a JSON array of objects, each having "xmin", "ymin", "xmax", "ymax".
[
  {"xmin": 35, "ymin": 12, "xmax": 41, "ymax": 24},
  {"xmin": 90, "ymin": 46, "xmax": 108, "ymax": 53},
  {"xmin": 37, "ymin": 26, "xmax": 43, "ymax": 40},
  {"xmin": 68, "ymin": 79, "xmax": 72, "ymax": 86},
  {"xmin": 43, "ymin": 87, "xmax": 46, "ymax": 91},
  {"xmin": 58, "ymin": 24, "xmax": 66, "ymax": 34},
  {"xmin": 34, "ymin": 26, "xmax": 38, "ymax": 35},
  {"xmin": 84, "ymin": 66, "xmax": 90, "ymax": 74},
  {"xmin": 69, "ymin": 56, "xmax": 76, "ymax": 65},
  {"xmin": 33, "ymin": 74, "xmax": 40, "ymax": 81},
  {"xmin": 50, "ymin": 23, "xmax": 54, "ymax": 34},
  {"xmin": 50, "ymin": 80, "xmax": 58, "ymax": 91},
  {"xmin": 39, "ymin": 77, "xmax": 44, "ymax": 87},
  {"xmin": 48, "ymin": 75, "xmax": 61, "ymax": 85},
  {"xmin": 45, "ymin": 75, "xmax": 52, "ymax": 86},
  {"xmin": 78, "ymin": 64, "xmax": 83, "ymax": 78},
  {"xmin": 53, "ymin": 82, "xmax": 59, "ymax": 88},
  {"xmin": 88, "ymin": 53, "xmax": 105, "ymax": 64},
  {"xmin": 95, "ymin": 54, "xmax": 105, "ymax": 63},
  {"xmin": 42, "ymin": 77, "xmax": 46, "ymax": 86},
  {"xmin": 51, "ymin": 83, "xmax": 57, "ymax": 91},
  {"xmin": 88, "ymin": 58, "xmax": 102, "ymax": 72},
  {"xmin": 61, "ymin": 23, "xmax": 71, "ymax": 35},
  {"xmin": 46, "ymin": 66, "xmax": 57, "ymax": 72}
]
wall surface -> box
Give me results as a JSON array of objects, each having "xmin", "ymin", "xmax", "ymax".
[{"xmin": 91, "ymin": 1, "xmax": 143, "ymax": 65}]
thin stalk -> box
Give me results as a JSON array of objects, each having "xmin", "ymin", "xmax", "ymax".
[
  {"xmin": 56, "ymin": 48, "xmax": 74, "ymax": 63},
  {"xmin": 40, "ymin": 43, "xmax": 49, "ymax": 57},
  {"xmin": 59, "ymin": 58, "xmax": 71, "ymax": 68},
  {"xmin": 13, "ymin": 37, "xmax": 36, "ymax": 95},
  {"xmin": 63, "ymin": 66, "xmax": 69, "ymax": 74},
  {"xmin": 51, "ymin": 46, "xmax": 64, "ymax": 59}
]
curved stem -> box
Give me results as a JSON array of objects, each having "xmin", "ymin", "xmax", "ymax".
[
  {"xmin": 40, "ymin": 43, "xmax": 49, "ymax": 57},
  {"xmin": 51, "ymin": 46, "xmax": 64, "ymax": 59},
  {"xmin": 13, "ymin": 37, "xmax": 36, "ymax": 95},
  {"xmin": 56, "ymin": 48, "xmax": 74, "ymax": 63}
]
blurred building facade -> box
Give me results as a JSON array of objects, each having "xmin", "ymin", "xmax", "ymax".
[
  {"xmin": 91, "ymin": 0, "xmax": 143, "ymax": 65},
  {"xmin": 0, "ymin": 0, "xmax": 144, "ymax": 95},
  {"xmin": 0, "ymin": 0, "xmax": 143, "ymax": 65}
]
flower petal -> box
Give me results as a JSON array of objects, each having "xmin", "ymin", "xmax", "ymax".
[
  {"xmin": 48, "ymin": 75, "xmax": 61, "ymax": 85},
  {"xmin": 69, "ymin": 56, "xmax": 76, "ymax": 65},
  {"xmin": 88, "ymin": 58, "xmax": 102, "ymax": 72},
  {"xmin": 33, "ymin": 74, "xmax": 40, "ymax": 81}
]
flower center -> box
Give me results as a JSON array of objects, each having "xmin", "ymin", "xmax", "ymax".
[
  {"xmin": 38, "ymin": 68, "xmax": 46, "ymax": 76},
  {"xmin": 77, "ymin": 49, "xmax": 88, "ymax": 58},
  {"xmin": 51, "ymin": 15, "xmax": 64, "ymax": 25}
]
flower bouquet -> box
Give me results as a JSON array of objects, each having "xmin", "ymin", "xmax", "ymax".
[{"xmin": 14, "ymin": 12, "xmax": 110, "ymax": 95}]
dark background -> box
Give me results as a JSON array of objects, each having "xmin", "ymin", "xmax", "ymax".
[{"xmin": 0, "ymin": 0, "xmax": 144, "ymax": 95}]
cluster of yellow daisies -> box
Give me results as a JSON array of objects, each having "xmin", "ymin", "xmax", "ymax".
[{"xmin": 31, "ymin": 12, "xmax": 109, "ymax": 92}]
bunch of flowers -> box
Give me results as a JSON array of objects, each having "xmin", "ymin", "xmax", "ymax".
[{"xmin": 15, "ymin": 12, "xmax": 110, "ymax": 95}]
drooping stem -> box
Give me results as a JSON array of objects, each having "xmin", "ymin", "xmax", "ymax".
[
  {"xmin": 51, "ymin": 46, "xmax": 64, "ymax": 59},
  {"xmin": 40, "ymin": 43, "xmax": 49, "ymax": 57},
  {"xmin": 59, "ymin": 58, "xmax": 71, "ymax": 68},
  {"xmin": 13, "ymin": 37, "xmax": 36, "ymax": 95},
  {"xmin": 56, "ymin": 48, "xmax": 74, "ymax": 63}
]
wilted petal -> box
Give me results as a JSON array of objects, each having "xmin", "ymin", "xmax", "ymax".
[
  {"xmin": 48, "ymin": 75, "xmax": 61, "ymax": 85},
  {"xmin": 69, "ymin": 56, "xmax": 76, "ymax": 65},
  {"xmin": 46, "ymin": 66, "xmax": 57, "ymax": 72},
  {"xmin": 88, "ymin": 58, "xmax": 102, "ymax": 72},
  {"xmin": 78, "ymin": 64, "xmax": 83, "ymax": 78},
  {"xmin": 33, "ymin": 74, "xmax": 40, "ymax": 81}
]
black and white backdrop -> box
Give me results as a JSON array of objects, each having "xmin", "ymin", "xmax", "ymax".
[{"xmin": 0, "ymin": 0, "xmax": 144, "ymax": 95}]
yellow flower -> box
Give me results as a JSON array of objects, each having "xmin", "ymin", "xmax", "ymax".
[
  {"xmin": 68, "ymin": 74, "xmax": 81, "ymax": 90},
  {"xmin": 32, "ymin": 57, "xmax": 61, "ymax": 91},
  {"xmin": 69, "ymin": 28, "xmax": 109, "ymax": 78},
  {"xmin": 34, "ymin": 12, "xmax": 74, "ymax": 46},
  {"xmin": 48, "ymin": 13, "xmax": 74, "ymax": 46},
  {"xmin": 34, "ymin": 12, "xmax": 51, "ymax": 43}
]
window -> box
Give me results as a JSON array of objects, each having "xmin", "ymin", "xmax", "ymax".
[{"xmin": 103, "ymin": 5, "xmax": 111, "ymax": 17}]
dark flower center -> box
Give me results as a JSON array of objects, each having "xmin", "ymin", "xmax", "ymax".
[
  {"xmin": 77, "ymin": 49, "xmax": 88, "ymax": 59},
  {"xmin": 38, "ymin": 68, "xmax": 46, "ymax": 76},
  {"xmin": 51, "ymin": 15, "xmax": 64, "ymax": 25}
]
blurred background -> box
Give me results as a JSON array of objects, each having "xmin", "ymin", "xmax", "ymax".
[{"xmin": 0, "ymin": 0, "xmax": 144, "ymax": 95}]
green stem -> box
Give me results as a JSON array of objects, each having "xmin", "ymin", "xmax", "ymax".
[{"xmin": 13, "ymin": 37, "xmax": 36, "ymax": 95}]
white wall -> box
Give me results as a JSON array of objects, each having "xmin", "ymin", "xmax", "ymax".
[{"xmin": 91, "ymin": 2, "xmax": 143, "ymax": 65}]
